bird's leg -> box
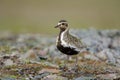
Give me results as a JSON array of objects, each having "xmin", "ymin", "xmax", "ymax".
[
  {"xmin": 65, "ymin": 55, "xmax": 70, "ymax": 67},
  {"xmin": 59, "ymin": 55, "xmax": 69, "ymax": 71},
  {"xmin": 75, "ymin": 55, "xmax": 78, "ymax": 66},
  {"xmin": 61, "ymin": 55, "xmax": 70, "ymax": 70},
  {"xmin": 67, "ymin": 55, "xmax": 70, "ymax": 62},
  {"xmin": 71, "ymin": 55, "xmax": 79, "ymax": 72}
]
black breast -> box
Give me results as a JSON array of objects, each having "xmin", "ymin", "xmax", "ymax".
[
  {"xmin": 57, "ymin": 44, "xmax": 79, "ymax": 55},
  {"xmin": 56, "ymin": 29, "xmax": 79, "ymax": 55}
]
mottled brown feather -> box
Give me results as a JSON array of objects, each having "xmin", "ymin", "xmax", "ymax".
[{"xmin": 62, "ymin": 28, "xmax": 86, "ymax": 51}]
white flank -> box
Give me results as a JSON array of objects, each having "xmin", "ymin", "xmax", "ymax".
[
  {"xmin": 60, "ymin": 31, "xmax": 80, "ymax": 52},
  {"xmin": 61, "ymin": 31, "xmax": 68, "ymax": 47}
]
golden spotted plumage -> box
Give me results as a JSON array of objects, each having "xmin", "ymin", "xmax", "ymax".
[{"xmin": 55, "ymin": 20, "xmax": 88, "ymax": 66}]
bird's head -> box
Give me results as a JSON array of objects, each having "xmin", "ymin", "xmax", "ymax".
[{"xmin": 54, "ymin": 20, "xmax": 68, "ymax": 31}]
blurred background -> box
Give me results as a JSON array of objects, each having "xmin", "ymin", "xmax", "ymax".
[{"xmin": 0, "ymin": 0, "xmax": 120, "ymax": 34}]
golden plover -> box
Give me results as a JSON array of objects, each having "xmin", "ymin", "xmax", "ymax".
[{"xmin": 55, "ymin": 20, "xmax": 87, "ymax": 66}]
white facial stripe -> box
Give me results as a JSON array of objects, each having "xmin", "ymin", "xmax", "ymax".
[
  {"xmin": 58, "ymin": 23, "xmax": 61, "ymax": 25},
  {"xmin": 58, "ymin": 22, "xmax": 67, "ymax": 25}
]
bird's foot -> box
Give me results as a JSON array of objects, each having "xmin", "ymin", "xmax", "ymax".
[
  {"xmin": 59, "ymin": 65, "xmax": 68, "ymax": 71},
  {"xmin": 70, "ymin": 64, "xmax": 79, "ymax": 73}
]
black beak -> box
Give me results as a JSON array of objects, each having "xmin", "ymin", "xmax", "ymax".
[{"xmin": 54, "ymin": 25, "xmax": 59, "ymax": 28}]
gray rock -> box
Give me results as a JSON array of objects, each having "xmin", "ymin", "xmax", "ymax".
[
  {"xmin": 75, "ymin": 76, "xmax": 96, "ymax": 80},
  {"xmin": 96, "ymin": 73, "xmax": 118, "ymax": 80},
  {"xmin": 0, "ymin": 77, "xmax": 15, "ymax": 80},
  {"xmin": 4, "ymin": 59, "xmax": 14, "ymax": 66},
  {"xmin": 33, "ymin": 72, "xmax": 50, "ymax": 80},
  {"xmin": 42, "ymin": 75, "xmax": 68, "ymax": 80}
]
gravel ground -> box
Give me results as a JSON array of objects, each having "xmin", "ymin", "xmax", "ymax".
[{"xmin": 0, "ymin": 29, "xmax": 120, "ymax": 80}]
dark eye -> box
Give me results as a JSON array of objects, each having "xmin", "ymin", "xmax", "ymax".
[{"xmin": 62, "ymin": 23, "xmax": 65, "ymax": 25}]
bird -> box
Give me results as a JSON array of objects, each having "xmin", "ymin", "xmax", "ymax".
[{"xmin": 55, "ymin": 20, "xmax": 87, "ymax": 67}]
